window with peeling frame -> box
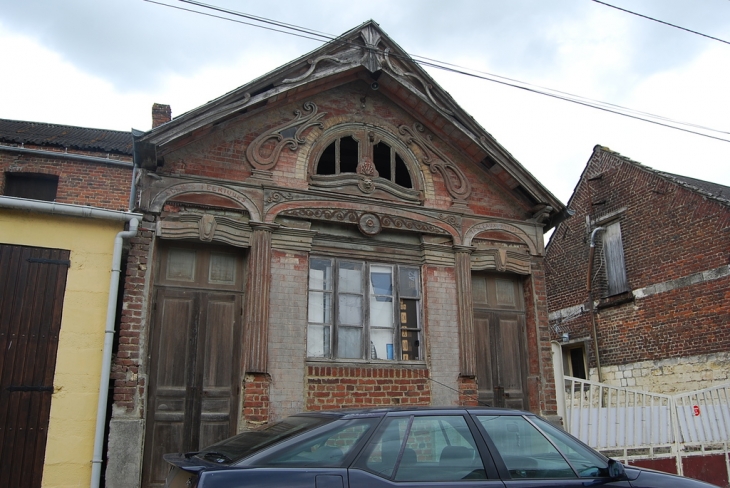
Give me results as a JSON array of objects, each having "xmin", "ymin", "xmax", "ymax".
[{"xmin": 307, "ymin": 258, "xmax": 422, "ymax": 361}]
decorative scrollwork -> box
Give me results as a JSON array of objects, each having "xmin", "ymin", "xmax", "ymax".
[
  {"xmin": 281, "ymin": 55, "xmax": 349, "ymax": 85},
  {"xmin": 264, "ymin": 191, "xmax": 295, "ymax": 204},
  {"xmin": 398, "ymin": 123, "xmax": 471, "ymax": 202},
  {"xmin": 384, "ymin": 49, "xmax": 454, "ymax": 116},
  {"xmin": 438, "ymin": 213, "xmax": 461, "ymax": 228},
  {"xmin": 246, "ymin": 102, "xmax": 326, "ymax": 171},
  {"xmin": 279, "ymin": 208, "xmax": 450, "ymax": 236}
]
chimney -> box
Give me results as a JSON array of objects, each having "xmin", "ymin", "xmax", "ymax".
[{"xmin": 151, "ymin": 103, "xmax": 171, "ymax": 128}]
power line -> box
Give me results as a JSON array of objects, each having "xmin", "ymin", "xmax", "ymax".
[
  {"xmin": 592, "ymin": 0, "xmax": 730, "ymax": 46},
  {"xmin": 144, "ymin": 0, "xmax": 730, "ymax": 143}
]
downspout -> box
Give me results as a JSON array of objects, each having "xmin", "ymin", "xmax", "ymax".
[
  {"xmin": 0, "ymin": 196, "xmax": 141, "ymax": 488},
  {"xmin": 586, "ymin": 227, "xmax": 604, "ymax": 382},
  {"xmin": 90, "ymin": 218, "xmax": 139, "ymax": 488}
]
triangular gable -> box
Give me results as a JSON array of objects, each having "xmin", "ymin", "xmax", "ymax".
[{"xmin": 135, "ymin": 20, "xmax": 565, "ymax": 226}]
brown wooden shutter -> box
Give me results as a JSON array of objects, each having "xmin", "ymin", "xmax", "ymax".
[
  {"xmin": 0, "ymin": 244, "xmax": 69, "ymax": 488},
  {"xmin": 604, "ymin": 222, "xmax": 629, "ymax": 296}
]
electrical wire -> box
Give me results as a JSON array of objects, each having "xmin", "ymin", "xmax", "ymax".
[
  {"xmin": 592, "ymin": 0, "xmax": 730, "ymax": 46},
  {"xmin": 143, "ymin": 0, "xmax": 730, "ymax": 143}
]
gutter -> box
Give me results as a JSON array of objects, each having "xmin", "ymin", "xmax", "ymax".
[
  {"xmin": 0, "ymin": 196, "xmax": 141, "ymax": 488},
  {"xmin": 0, "ymin": 144, "xmax": 133, "ymax": 168}
]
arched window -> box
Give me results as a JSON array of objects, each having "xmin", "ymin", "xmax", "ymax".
[{"xmin": 315, "ymin": 134, "xmax": 413, "ymax": 189}]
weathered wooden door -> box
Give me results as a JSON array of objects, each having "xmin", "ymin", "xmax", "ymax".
[
  {"xmin": 472, "ymin": 273, "xmax": 528, "ymax": 410},
  {"xmin": 142, "ymin": 245, "xmax": 244, "ymax": 487},
  {"xmin": 0, "ymin": 244, "xmax": 70, "ymax": 488}
]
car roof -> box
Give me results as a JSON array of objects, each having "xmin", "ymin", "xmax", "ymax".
[{"xmin": 291, "ymin": 406, "xmax": 535, "ymax": 419}]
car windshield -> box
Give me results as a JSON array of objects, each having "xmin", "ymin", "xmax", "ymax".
[{"xmin": 195, "ymin": 415, "xmax": 334, "ymax": 464}]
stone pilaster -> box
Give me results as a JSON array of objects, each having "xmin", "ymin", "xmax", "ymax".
[
  {"xmin": 454, "ymin": 245, "xmax": 476, "ymax": 377},
  {"xmin": 243, "ymin": 223, "xmax": 278, "ymax": 373}
]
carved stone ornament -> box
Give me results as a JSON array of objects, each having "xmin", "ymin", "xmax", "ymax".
[
  {"xmin": 358, "ymin": 177, "xmax": 375, "ymax": 194},
  {"xmin": 246, "ymin": 102, "xmax": 326, "ymax": 171},
  {"xmin": 281, "ymin": 55, "xmax": 350, "ymax": 85},
  {"xmin": 398, "ymin": 123, "xmax": 471, "ymax": 202},
  {"xmin": 471, "ymin": 247, "xmax": 532, "ymax": 275},
  {"xmin": 384, "ymin": 49, "xmax": 455, "ymax": 116},
  {"xmin": 357, "ymin": 156, "xmax": 378, "ymax": 177},
  {"xmin": 157, "ymin": 212, "xmax": 252, "ymax": 248},
  {"xmin": 264, "ymin": 191, "xmax": 295, "ymax": 205},
  {"xmin": 280, "ymin": 208, "xmax": 450, "ymax": 236},
  {"xmin": 358, "ymin": 213, "xmax": 382, "ymax": 236},
  {"xmin": 198, "ymin": 214, "xmax": 217, "ymax": 241}
]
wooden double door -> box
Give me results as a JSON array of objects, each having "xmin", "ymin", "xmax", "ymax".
[
  {"xmin": 143, "ymin": 244, "xmax": 244, "ymax": 487},
  {"xmin": 472, "ymin": 273, "xmax": 529, "ymax": 410},
  {"xmin": 0, "ymin": 245, "xmax": 69, "ymax": 488}
]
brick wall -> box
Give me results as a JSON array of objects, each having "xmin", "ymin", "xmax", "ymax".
[
  {"xmin": 306, "ymin": 365, "xmax": 431, "ymax": 410},
  {"xmin": 0, "ymin": 146, "xmax": 131, "ymax": 210},
  {"xmin": 243, "ymin": 373, "xmax": 271, "ymax": 429},
  {"xmin": 546, "ymin": 147, "xmax": 730, "ymax": 372},
  {"xmin": 111, "ymin": 217, "xmax": 155, "ymax": 416},
  {"xmin": 268, "ymin": 249, "xmax": 309, "ymax": 420}
]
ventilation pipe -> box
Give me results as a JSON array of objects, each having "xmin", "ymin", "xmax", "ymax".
[{"xmin": 587, "ymin": 227, "xmax": 605, "ymax": 382}]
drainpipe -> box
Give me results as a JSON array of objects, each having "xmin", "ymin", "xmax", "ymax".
[
  {"xmin": 90, "ymin": 217, "xmax": 139, "ymax": 488},
  {"xmin": 0, "ymin": 196, "xmax": 141, "ymax": 488},
  {"xmin": 586, "ymin": 227, "xmax": 604, "ymax": 382}
]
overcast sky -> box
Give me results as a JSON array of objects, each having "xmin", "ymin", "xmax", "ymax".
[{"xmin": 1, "ymin": 0, "xmax": 728, "ymax": 204}]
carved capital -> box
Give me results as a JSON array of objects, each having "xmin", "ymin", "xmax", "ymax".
[
  {"xmin": 453, "ymin": 245, "xmax": 476, "ymax": 255},
  {"xmin": 246, "ymin": 102, "xmax": 325, "ymax": 171}
]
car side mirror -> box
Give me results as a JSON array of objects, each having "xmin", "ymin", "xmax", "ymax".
[{"xmin": 607, "ymin": 459, "xmax": 628, "ymax": 480}]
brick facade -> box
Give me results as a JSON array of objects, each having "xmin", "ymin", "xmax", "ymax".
[
  {"xmin": 546, "ymin": 146, "xmax": 730, "ymax": 391},
  {"xmin": 106, "ymin": 22, "xmax": 563, "ymax": 487},
  {"xmin": 0, "ymin": 143, "xmax": 132, "ymax": 209}
]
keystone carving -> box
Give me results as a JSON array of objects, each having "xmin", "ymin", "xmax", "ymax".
[
  {"xmin": 398, "ymin": 123, "xmax": 471, "ymax": 202},
  {"xmin": 246, "ymin": 102, "xmax": 326, "ymax": 171}
]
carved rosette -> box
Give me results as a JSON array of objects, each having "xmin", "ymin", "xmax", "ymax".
[
  {"xmin": 246, "ymin": 102, "xmax": 326, "ymax": 171},
  {"xmin": 279, "ymin": 208, "xmax": 450, "ymax": 236},
  {"xmin": 358, "ymin": 213, "xmax": 382, "ymax": 236},
  {"xmin": 399, "ymin": 123, "xmax": 471, "ymax": 203}
]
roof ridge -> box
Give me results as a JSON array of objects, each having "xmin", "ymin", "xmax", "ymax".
[
  {"xmin": 0, "ymin": 117, "xmax": 130, "ymax": 135},
  {"xmin": 594, "ymin": 145, "xmax": 730, "ymax": 207}
]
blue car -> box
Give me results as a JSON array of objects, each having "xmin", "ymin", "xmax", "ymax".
[{"xmin": 164, "ymin": 407, "xmax": 718, "ymax": 488}]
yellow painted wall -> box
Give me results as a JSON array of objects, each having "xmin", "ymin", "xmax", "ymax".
[{"xmin": 0, "ymin": 209, "xmax": 124, "ymax": 488}]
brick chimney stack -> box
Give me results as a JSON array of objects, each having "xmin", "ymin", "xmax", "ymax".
[{"xmin": 151, "ymin": 103, "xmax": 171, "ymax": 128}]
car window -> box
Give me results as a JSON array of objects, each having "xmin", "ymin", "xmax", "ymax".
[
  {"xmin": 476, "ymin": 415, "xmax": 576, "ymax": 479},
  {"xmin": 197, "ymin": 415, "xmax": 333, "ymax": 463},
  {"xmin": 256, "ymin": 418, "xmax": 379, "ymax": 467},
  {"xmin": 355, "ymin": 415, "xmax": 487, "ymax": 482},
  {"xmin": 530, "ymin": 417, "xmax": 609, "ymax": 478}
]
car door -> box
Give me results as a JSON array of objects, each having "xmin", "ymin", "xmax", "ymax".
[
  {"xmin": 348, "ymin": 413, "xmax": 506, "ymax": 488},
  {"xmin": 472, "ymin": 414, "xmax": 631, "ymax": 488}
]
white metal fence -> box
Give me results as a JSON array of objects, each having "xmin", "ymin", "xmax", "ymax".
[{"xmin": 561, "ymin": 377, "xmax": 730, "ymax": 475}]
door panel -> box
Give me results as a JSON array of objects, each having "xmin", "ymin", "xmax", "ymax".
[
  {"xmin": 472, "ymin": 273, "xmax": 528, "ymax": 410},
  {"xmin": 198, "ymin": 294, "xmax": 240, "ymax": 449},
  {"xmin": 0, "ymin": 245, "xmax": 69, "ymax": 488},
  {"xmin": 474, "ymin": 314, "xmax": 494, "ymax": 406},
  {"xmin": 143, "ymin": 244, "xmax": 244, "ymax": 488}
]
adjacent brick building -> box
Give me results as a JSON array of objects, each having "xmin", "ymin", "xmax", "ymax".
[
  {"xmin": 546, "ymin": 145, "xmax": 730, "ymax": 392},
  {"xmin": 106, "ymin": 21, "xmax": 567, "ymax": 487}
]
